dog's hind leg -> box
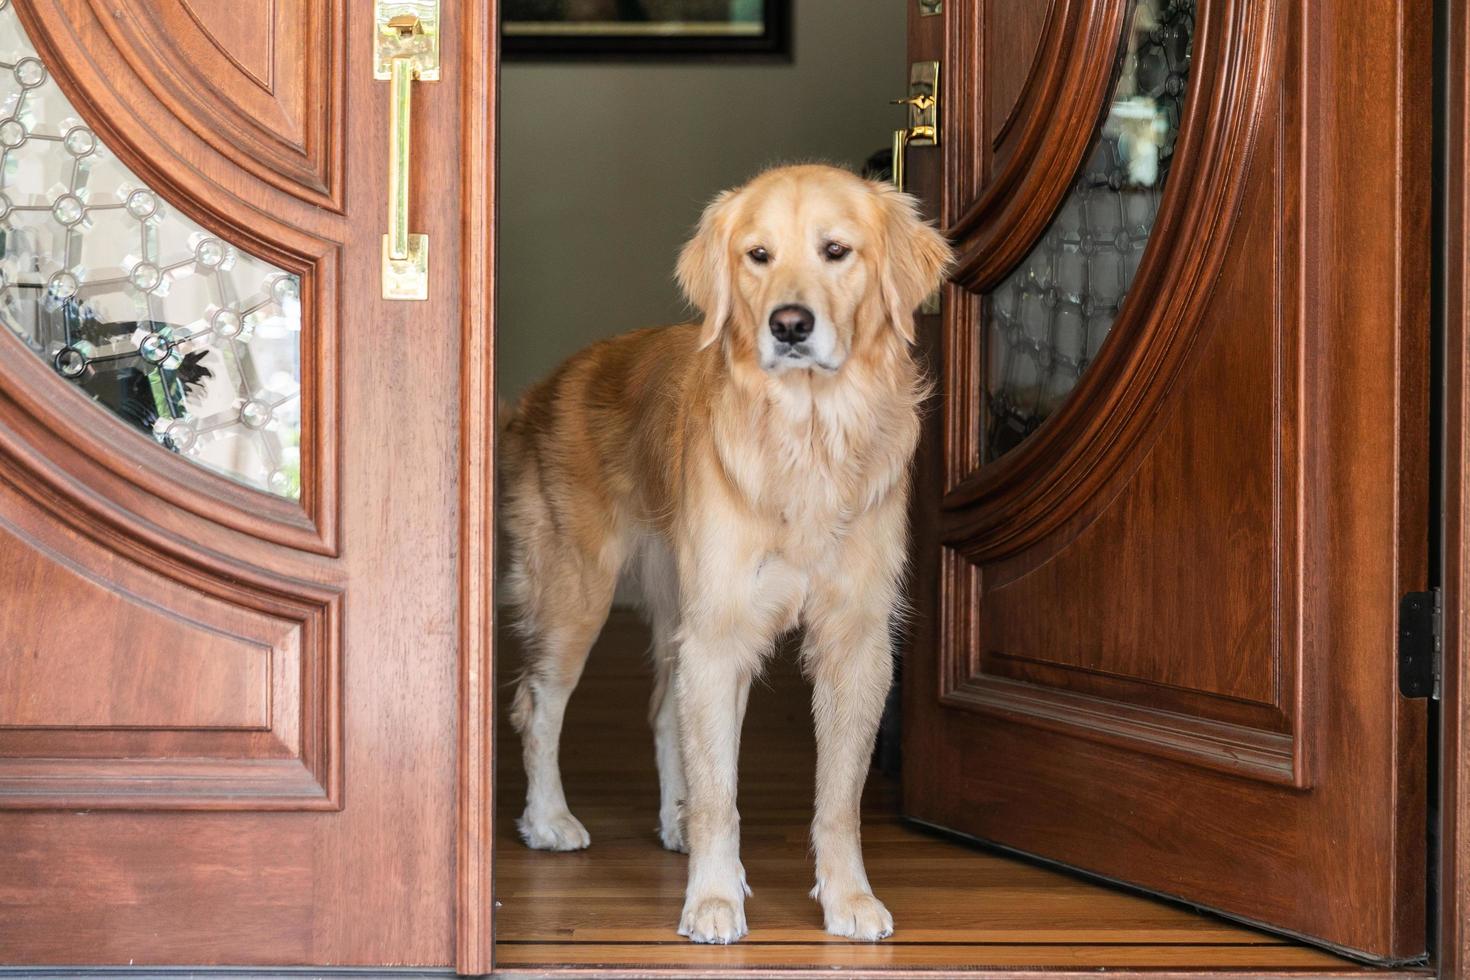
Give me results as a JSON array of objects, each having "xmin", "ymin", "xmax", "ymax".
[
  {"xmin": 641, "ymin": 541, "xmax": 688, "ymax": 852},
  {"xmin": 649, "ymin": 634, "xmax": 687, "ymax": 852},
  {"xmin": 510, "ymin": 547, "xmax": 617, "ymax": 852}
]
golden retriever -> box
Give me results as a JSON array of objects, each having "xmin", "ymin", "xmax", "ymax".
[{"xmin": 501, "ymin": 164, "xmax": 952, "ymax": 944}]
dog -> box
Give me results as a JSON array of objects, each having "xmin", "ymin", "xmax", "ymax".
[{"xmin": 501, "ymin": 164, "xmax": 952, "ymax": 944}]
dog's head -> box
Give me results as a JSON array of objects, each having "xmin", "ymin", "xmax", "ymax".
[{"xmin": 676, "ymin": 165, "xmax": 952, "ymax": 376}]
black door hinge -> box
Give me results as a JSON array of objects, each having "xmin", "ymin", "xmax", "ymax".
[{"xmin": 1399, "ymin": 589, "xmax": 1443, "ymax": 700}]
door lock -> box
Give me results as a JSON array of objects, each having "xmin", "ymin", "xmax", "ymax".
[{"xmin": 891, "ymin": 61, "xmax": 939, "ymax": 194}]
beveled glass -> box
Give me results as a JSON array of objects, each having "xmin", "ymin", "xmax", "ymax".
[
  {"xmin": 0, "ymin": 0, "xmax": 303, "ymax": 498},
  {"xmin": 984, "ymin": 0, "xmax": 1194, "ymax": 461}
]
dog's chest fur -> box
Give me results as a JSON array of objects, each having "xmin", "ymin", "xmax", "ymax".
[{"xmin": 708, "ymin": 369, "xmax": 920, "ymax": 574}]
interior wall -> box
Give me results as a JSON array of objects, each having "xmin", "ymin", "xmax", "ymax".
[{"xmin": 497, "ymin": 0, "xmax": 908, "ymax": 403}]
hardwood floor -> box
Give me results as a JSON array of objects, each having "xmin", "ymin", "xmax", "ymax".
[{"xmin": 493, "ymin": 612, "xmax": 1401, "ymax": 974}]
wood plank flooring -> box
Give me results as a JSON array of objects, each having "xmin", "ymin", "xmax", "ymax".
[{"xmin": 493, "ymin": 612, "xmax": 1396, "ymax": 974}]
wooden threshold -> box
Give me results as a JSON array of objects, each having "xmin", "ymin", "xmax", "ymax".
[{"xmin": 493, "ymin": 612, "xmax": 1419, "ymax": 976}]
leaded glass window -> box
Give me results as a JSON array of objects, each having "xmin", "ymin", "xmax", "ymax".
[
  {"xmin": 984, "ymin": 0, "xmax": 1194, "ymax": 461},
  {"xmin": 0, "ymin": 0, "xmax": 303, "ymax": 499}
]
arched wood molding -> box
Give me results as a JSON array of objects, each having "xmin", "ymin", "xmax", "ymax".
[
  {"xmin": 26, "ymin": 0, "xmax": 346, "ymax": 211},
  {"xmin": 945, "ymin": 0, "xmax": 1128, "ymax": 291},
  {"xmin": 942, "ymin": 0, "xmax": 1280, "ymax": 563},
  {"xmin": 3, "ymin": 0, "xmax": 346, "ymax": 556}
]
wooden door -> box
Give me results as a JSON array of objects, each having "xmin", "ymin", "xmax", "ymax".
[
  {"xmin": 0, "ymin": 0, "xmax": 495, "ymax": 969},
  {"xmin": 902, "ymin": 0, "xmax": 1429, "ymax": 963}
]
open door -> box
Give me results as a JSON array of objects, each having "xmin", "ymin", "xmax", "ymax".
[
  {"xmin": 0, "ymin": 0, "xmax": 495, "ymax": 968},
  {"xmin": 902, "ymin": 0, "xmax": 1430, "ymax": 963}
]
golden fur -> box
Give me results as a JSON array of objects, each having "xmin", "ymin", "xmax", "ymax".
[{"xmin": 501, "ymin": 164, "xmax": 952, "ymax": 944}]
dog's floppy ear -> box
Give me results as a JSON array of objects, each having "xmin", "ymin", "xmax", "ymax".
[
  {"xmin": 873, "ymin": 182, "xmax": 954, "ymax": 344},
  {"xmin": 677, "ymin": 189, "xmax": 739, "ymax": 350}
]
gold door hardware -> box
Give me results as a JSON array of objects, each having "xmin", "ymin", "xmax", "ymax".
[
  {"xmin": 376, "ymin": 1, "xmax": 440, "ymax": 300},
  {"xmin": 891, "ymin": 61, "xmax": 939, "ymax": 194},
  {"xmin": 891, "ymin": 61, "xmax": 942, "ymax": 315}
]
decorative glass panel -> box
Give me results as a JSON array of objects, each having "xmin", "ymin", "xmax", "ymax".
[
  {"xmin": 984, "ymin": 0, "xmax": 1194, "ymax": 461},
  {"xmin": 0, "ymin": 0, "xmax": 303, "ymax": 499}
]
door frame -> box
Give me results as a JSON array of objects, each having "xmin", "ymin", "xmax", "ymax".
[
  {"xmin": 1440, "ymin": 1, "xmax": 1470, "ymax": 979},
  {"xmin": 457, "ymin": 0, "xmax": 498, "ymax": 975},
  {"xmin": 461, "ymin": 0, "xmax": 1470, "ymax": 978}
]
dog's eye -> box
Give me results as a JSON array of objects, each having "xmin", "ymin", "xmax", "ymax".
[
  {"xmin": 823, "ymin": 241, "xmax": 851, "ymax": 262},
  {"xmin": 747, "ymin": 246, "xmax": 770, "ymax": 265}
]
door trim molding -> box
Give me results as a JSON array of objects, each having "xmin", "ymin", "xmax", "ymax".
[
  {"xmin": 455, "ymin": 0, "xmax": 499, "ymax": 974},
  {"xmin": 0, "ymin": 973, "xmax": 456, "ymax": 979},
  {"xmin": 0, "ymin": 969, "xmax": 1433, "ymax": 980},
  {"xmin": 944, "ymin": 0, "xmax": 1127, "ymax": 288},
  {"xmin": 1440, "ymin": 0, "xmax": 1468, "ymax": 975}
]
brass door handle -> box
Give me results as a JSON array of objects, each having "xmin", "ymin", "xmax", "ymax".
[
  {"xmin": 376, "ymin": 2, "xmax": 440, "ymax": 301},
  {"xmin": 891, "ymin": 61, "xmax": 940, "ymax": 194}
]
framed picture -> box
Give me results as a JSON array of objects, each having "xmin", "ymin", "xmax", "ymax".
[{"xmin": 502, "ymin": 0, "xmax": 790, "ymax": 60}]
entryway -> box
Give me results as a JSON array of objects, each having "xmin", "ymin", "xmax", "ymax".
[
  {"xmin": 0, "ymin": 0, "xmax": 1452, "ymax": 975},
  {"xmin": 493, "ymin": 614, "xmax": 1385, "ymax": 974}
]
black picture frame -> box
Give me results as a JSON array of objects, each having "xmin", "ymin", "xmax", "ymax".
[{"xmin": 501, "ymin": 0, "xmax": 791, "ymax": 61}]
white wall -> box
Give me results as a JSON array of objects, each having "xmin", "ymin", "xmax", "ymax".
[{"xmin": 497, "ymin": 0, "xmax": 907, "ymax": 401}]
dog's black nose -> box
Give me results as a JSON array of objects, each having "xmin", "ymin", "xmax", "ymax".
[{"xmin": 769, "ymin": 304, "xmax": 815, "ymax": 344}]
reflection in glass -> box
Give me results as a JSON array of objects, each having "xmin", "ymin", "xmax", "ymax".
[
  {"xmin": 985, "ymin": 0, "xmax": 1194, "ymax": 461},
  {"xmin": 0, "ymin": 0, "xmax": 303, "ymax": 498}
]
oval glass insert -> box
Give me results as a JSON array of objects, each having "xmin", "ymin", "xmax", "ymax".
[
  {"xmin": 984, "ymin": 0, "xmax": 1194, "ymax": 462},
  {"xmin": 0, "ymin": 0, "xmax": 303, "ymax": 499}
]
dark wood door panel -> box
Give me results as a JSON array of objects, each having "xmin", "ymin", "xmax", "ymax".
[
  {"xmin": 0, "ymin": 0, "xmax": 482, "ymax": 966},
  {"xmin": 0, "ymin": 476, "xmax": 338, "ymax": 810},
  {"xmin": 179, "ymin": 1, "xmax": 276, "ymax": 86},
  {"xmin": 906, "ymin": 0, "xmax": 1428, "ymax": 960},
  {"xmin": 0, "ymin": 816, "xmax": 319, "ymax": 965},
  {"xmin": 942, "ymin": 113, "xmax": 1305, "ymax": 782},
  {"xmin": 905, "ymin": 709, "xmax": 1383, "ymax": 949},
  {"xmin": 983, "ymin": 3, "xmax": 1051, "ymax": 154},
  {"xmin": 0, "ymin": 522, "xmax": 274, "ymax": 732}
]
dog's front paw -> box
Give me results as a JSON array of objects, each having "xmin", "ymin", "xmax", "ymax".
[
  {"xmin": 678, "ymin": 897, "xmax": 747, "ymax": 944},
  {"xmin": 658, "ymin": 805, "xmax": 688, "ymax": 853},
  {"xmin": 517, "ymin": 808, "xmax": 591, "ymax": 851},
  {"xmin": 822, "ymin": 891, "xmax": 893, "ymax": 942}
]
